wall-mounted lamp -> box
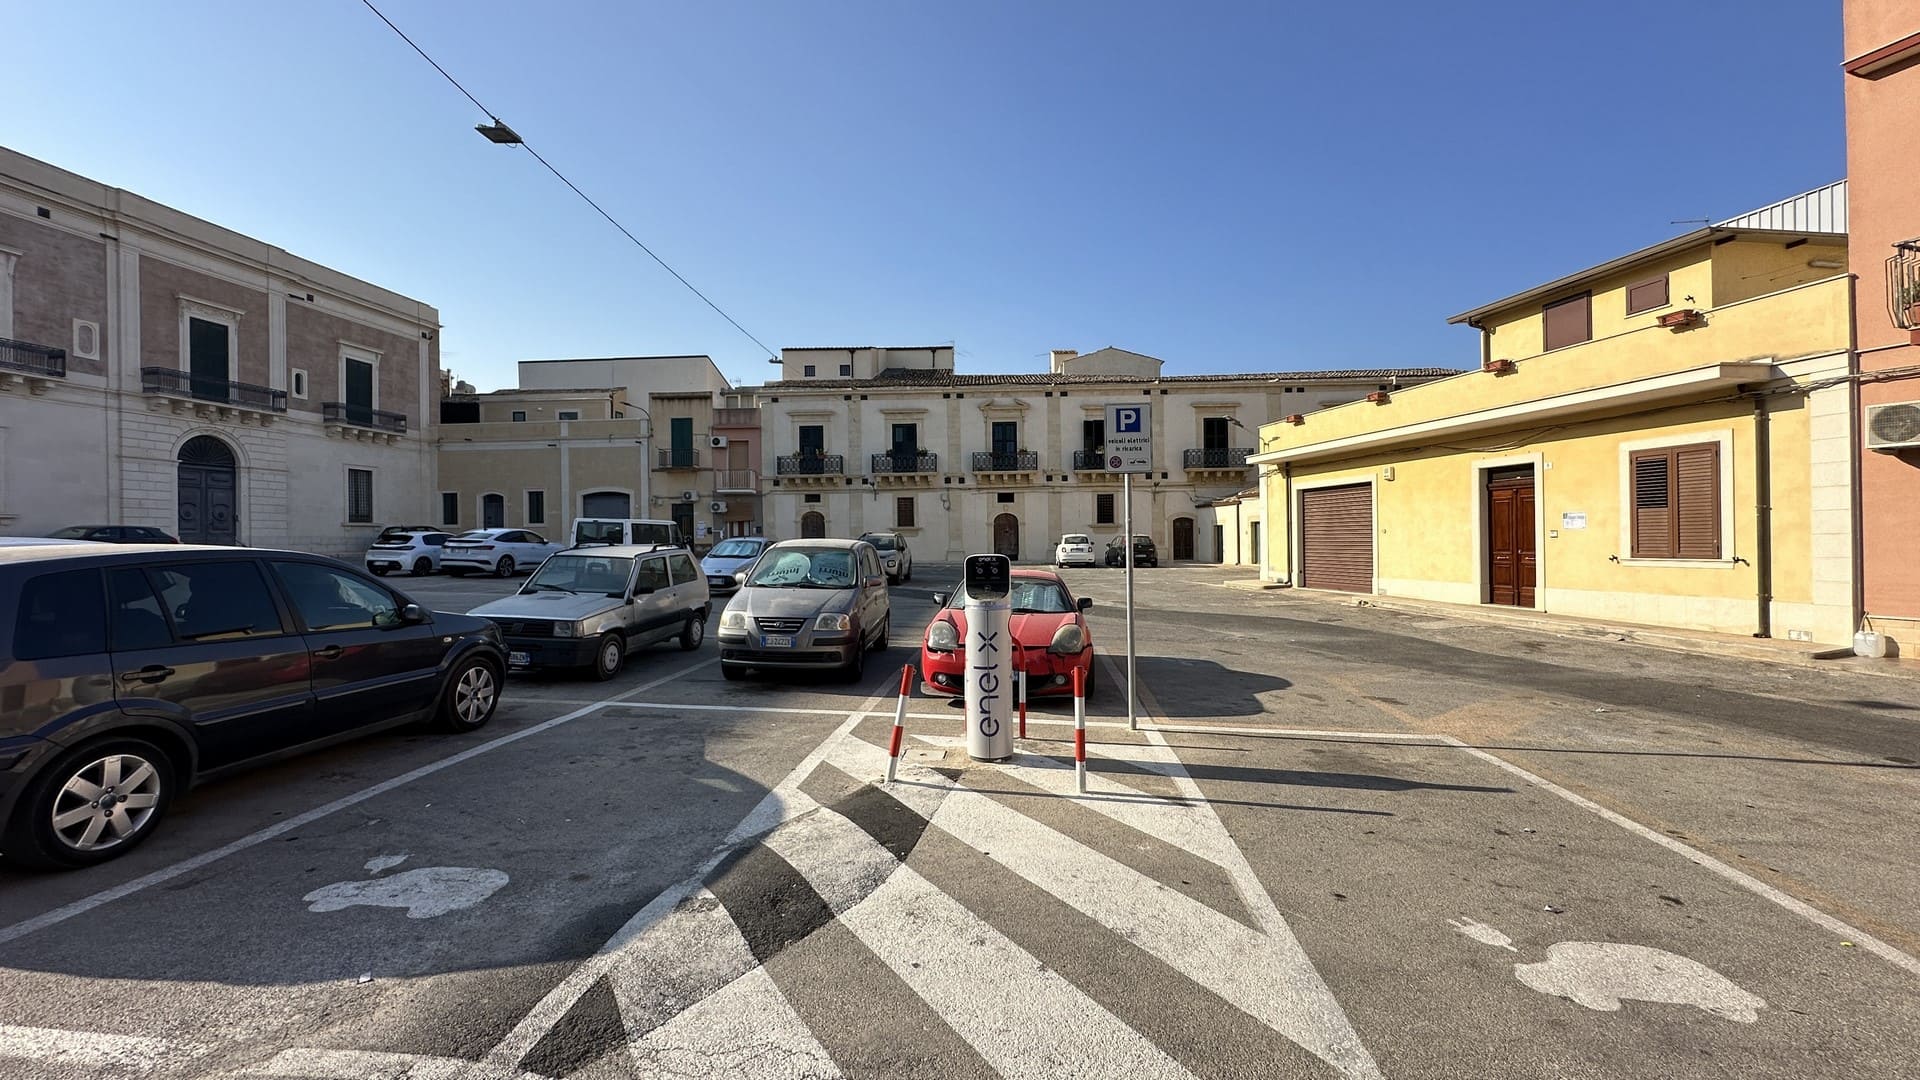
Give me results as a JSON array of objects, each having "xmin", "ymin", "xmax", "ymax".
[{"xmin": 1807, "ymin": 258, "xmax": 1845, "ymax": 270}]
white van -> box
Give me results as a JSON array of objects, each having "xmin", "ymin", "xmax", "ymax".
[{"xmin": 572, "ymin": 517, "xmax": 683, "ymax": 549}]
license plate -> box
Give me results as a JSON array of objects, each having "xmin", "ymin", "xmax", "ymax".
[
  {"xmin": 508, "ymin": 651, "xmax": 531, "ymax": 667},
  {"xmin": 762, "ymin": 635, "xmax": 795, "ymax": 649}
]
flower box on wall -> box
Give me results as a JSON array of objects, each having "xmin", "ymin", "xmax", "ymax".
[
  {"xmin": 1365, "ymin": 391, "xmax": 1391, "ymax": 405},
  {"xmin": 1657, "ymin": 308, "xmax": 1704, "ymax": 330}
]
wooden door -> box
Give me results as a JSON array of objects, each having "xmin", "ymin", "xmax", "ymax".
[
  {"xmin": 801, "ymin": 511, "xmax": 825, "ymax": 538},
  {"xmin": 993, "ymin": 513, "xmax": 1019, "ymax": 559},
  {"xmin": 1299, "ymin": 484, "xmax": 1372, "ymax": 592},
  {"xmin": 176, "ymin": 436, "xmax": 237, "ymax": 545},
  {"xmin": 1487, "ymin": 468, "xmax": 1536, "ymax": 607},
  {"xmin": 1172, "ymin": 517, "xmax": 1195, "ymax": 560}
]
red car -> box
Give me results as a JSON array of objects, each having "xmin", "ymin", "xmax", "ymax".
[{"xmin": 920, "ymin": 569, "xmax": 1096, "ymax": 700}]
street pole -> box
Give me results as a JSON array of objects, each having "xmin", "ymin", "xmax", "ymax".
[{"xmin": 1124, "ymin": 471, "xmax": 1137, "ymax": 731}]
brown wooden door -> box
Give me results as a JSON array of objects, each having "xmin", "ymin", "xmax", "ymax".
[
  {"xmin": 800, "ymin": 511, "xmax": 825, "ymax": 538},
  {"xmin": 1487, "ymin": 468, "xmax": 1536, "ymax": 607},
  {"xmin": 1172, "ymin": 517, "xmax": 1195, "ymax": 560},
  {"xmin": 1299, "ymin": 484, "xmax": 1372, "ymax": 592},
  {"xmin": 993, "ymin": 513, "xmax": 1019, "ymax": 559}
]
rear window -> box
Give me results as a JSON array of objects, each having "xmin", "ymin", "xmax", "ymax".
[
  {"xmin": 1063, "ymin": 534, "xmax": 1090, "ymax": 545},
  {"xmin": 13, "ymin": 569, "xmax": 107, "ymax": 660},
  {"xmin": 377, "ymin": 528, "xmax": 417, "ymax": 542},
  {"xmin": 862, "ymin": 534, "xmax": 898, "ymax": 551}
]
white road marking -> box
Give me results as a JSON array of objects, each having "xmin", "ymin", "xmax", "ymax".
[
  {"xmin": 583, "ymin": 699, "xmax": 1140, "ymax": 728},
  {"xmin": 0, "ymin": 660, "xmax": 713, "ymax": 948},
  {"xmin": 363, "ymin": 853, "xmax": 409, "ymax": 874},
  {"xmin": 232, "ymin": 1046, "xmax": 545, "ymax": 1078},
  {"xmin": 0, "ymin": 1024, "xmax": 191, "ymax": 1071},
  {"xmin": 303, "ymin": 866, "xmax": 509, "ymax": 919},
  {"xmin": 1448, "ymin": 916, "xmax": 1519, "ymax": 952},
  {"xmin": 1514, "ymin": 941, "xmax": 1766, "ymax": 1022},
  {"xmin": 629, "ymin": 965, "xmax": 842, "ymax": 1079}
]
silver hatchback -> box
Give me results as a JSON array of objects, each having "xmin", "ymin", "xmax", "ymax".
[{"xmin": 716, "ymin": 539, "xmax": 890, "ymax": 681}]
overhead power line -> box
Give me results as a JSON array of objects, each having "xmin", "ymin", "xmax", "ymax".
[{"xmin": 359, "ymin": 0, "xmax": 777, "ymax": 360}]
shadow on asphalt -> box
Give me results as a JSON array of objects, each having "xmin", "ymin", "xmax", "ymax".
[
  {"xmin": 1128, "ymin": 656, "xmax": 1290, "ymax": 718},
  {"xmin": 1080, "ymin": 752, "xmax": 1513, "ymax": 795}
]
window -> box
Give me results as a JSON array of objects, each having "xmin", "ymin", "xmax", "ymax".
[
  {"xmin": 839, "ymin": 364, "xmax": 852, "ymax": 376},
  {"xmin": 1543, "ymin": 292, "xmax": 1592, "ymax": 351},
  {"xmin": 440, "ymin": 492, "xmax": 459, "ymax": 526},
  {"xmin": 667, "ymin": 552, "xmax": 699, "ymax": 585},
  {"xmin": 803, "ymin": 364, "xmax": 817, "ymax": 377},
  {"xmin": 347, "ymin": 468, "xmax": 373, "ymax": 524},
  {"xmin": 342, "ymin": 354, "xmax": 375, "ymax": 424},
  {"xmin": 992, "ymin": 421, "xmax": 1019, "ymax": 456},
  {"xmin": 291, "ymin": 368, "xmax": 309, "ymax": 399},
  {"xmin": 634, "ymin": 556, "xmax": 671, "ymax": 593},
  {"xmin": 997, "ymin": 492, "xmax": 1015, "ymax": 504},
  {"xmin": 896, "ymin": 496, "xmax": 916, "ymax": 528},
  {"xmin": 272, "ymin": 562, "xmax": 402, "ymax": 631},
  {"xmin": 148, "ymin": 562, "xmax": 285, "ymax": 641},
  {"xmin": 526, "ymin": 490, "xmax": 546, "ymax": 525},
  {"xmin": 804, "ymin": 493, "xmax": 822, "ymax": 503},
  {"xmin": 1626, "ymin": 275, "xmax": 1670, "ymax": 315},
  {"xmin": 557, "ymin": 410, "xmax": 581, "ymax": 421},
  {"xmin": 798, "ymin": 425, "xmax": 824, "ymax": 455},
  {"xmin": 187, "ymin": 316, "xmax": 231, "ymax": 399},
  {"xmin": 1203, "ymin": 416, "xmax": 1231, "ymax": 451},
  {"xmin": 14, "ymin": 569, "xmax": 106, "ymax": 660},
  {"xmin": 1096, "ymin": 492, "xmax": 1115, "ymax": 525},
  {"xmin": 1082, "ymin": 418, "xmax": 1104, "ymax": 451},
  {"xmin": 108, "ymin": 568, "xmax": 172, "ymax": 651},
  {"xmin": 72, "ymin": 318, "xmax": 100, "ymax": 361},
  {"xmin": 511, "ymin": 410, "xmax": 527, "ymax": 422},
  {"xmin": 1630, "ymin": 444, "xmax": 1721, "ymax": 559}
]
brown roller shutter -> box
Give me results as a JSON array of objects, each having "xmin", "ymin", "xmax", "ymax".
[
  {"xmin": 1300, "ymin": 484, "xmax": 1373, "ymax": 593},
  {"xmin": 1543, "ymin": 292, "xmax": 1592, "ymax": 351},
  {"xmin": 1673, "ymin": 444, "xmax": 1720, "ymax": 559}
]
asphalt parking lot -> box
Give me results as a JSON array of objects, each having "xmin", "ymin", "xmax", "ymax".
[{"xmin": 1, "ymin": 562, "xmax": 1917, "ymax": 1078}]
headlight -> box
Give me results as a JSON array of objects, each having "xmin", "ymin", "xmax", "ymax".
[
  {"xmin": 553, "ymin": 620, "xmax": 577, "ymax": 638},
  {"xmin": 1048, "ymin": 623, "xmax": 1085, "ymax": 655},
  {"xmin": 815, "ymin": 612, "xmax": 852, "ymax": 631},
  {"xmin": 720, "ymin": 610, "xmax": 750, "ymax": 630},
  {"xmin": 927, "ymin": 620, "xmax": 959, "ymax": 651}
]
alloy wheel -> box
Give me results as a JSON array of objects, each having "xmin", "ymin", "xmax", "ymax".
[
  {"xmin": 50, "ymin": 753, "xmax": 161, "ymax": 853},
  {"xmin": 454, "ymin": 664, "xmax": 497, "ymax": 725}
]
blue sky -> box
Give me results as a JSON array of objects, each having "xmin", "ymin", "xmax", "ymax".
[{"xmin": 9, "ymin": 1, "xmax": 1843, "ymax": 390}]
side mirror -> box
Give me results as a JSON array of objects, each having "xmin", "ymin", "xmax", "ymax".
[
  {"xmin": 932, "ymin": 592, "xmax": 949, "ymax": 606},
  {"xmin": 1078, "ymin": 597, "xmax": 1093, "ymax": 611},
  {"xmin": 400, "ymin": 603, "xmax": 427, "ymax": 624}
]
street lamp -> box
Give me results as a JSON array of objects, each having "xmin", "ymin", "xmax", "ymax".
[
  {"xmin": 474, "ymin": 118, "xmax": 522, "ymax": 145},
  {"xmin": 616, "ymin": 397, "xmax": 653, "ymax": 518}
]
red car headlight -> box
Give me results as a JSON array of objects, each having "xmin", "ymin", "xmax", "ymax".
[
  {"xmin": 1048, "ymin": 622, "xmax": 1085, "ymax": 655},
  {"xmin": 927, "ymin": 619, "xmax": 959, "ymax": 651}
]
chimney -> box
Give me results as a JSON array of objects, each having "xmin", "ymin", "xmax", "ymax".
[{"xmin": 1049, "ymin": 349, "xmax": 1078, "ymax": 374}]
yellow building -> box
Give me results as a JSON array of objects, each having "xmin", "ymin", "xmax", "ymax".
[{"xmin": 1252, "ymin": 183, "xmax": 1859, "ymax": 645}]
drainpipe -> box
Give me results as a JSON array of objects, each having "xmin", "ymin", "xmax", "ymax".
[
  {"xmin": 1279, "ymin": 461, "xmax": 1294, "ymax": 586},
  {"xmin": 1753, "ymin": 394, "xmax": 1773, "ymax": 639}
]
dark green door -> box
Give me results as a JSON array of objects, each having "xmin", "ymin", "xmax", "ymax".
[
  {"xmin": 670, "ymin": 417, "xmax": 694, "ymax": 468},
  {"xmin": 188, "ymin": 318, "xmax": 230, "ymax": 402},
  {"xmin": 345, "ymin": 359, "xmax": 374, "ymax": 426}
]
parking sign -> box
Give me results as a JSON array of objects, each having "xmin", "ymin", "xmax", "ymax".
[{"xmin": 1104, "ymin": 403, "xmax": 1151, "ymax": 473}]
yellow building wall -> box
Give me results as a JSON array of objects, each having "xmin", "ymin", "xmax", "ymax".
[
  {"xmin": 1479, "ymin": 249, "xmax": 1717, "ymax": 360},
  {"xmin": 1712, "ymin": 239, "xmax": 1847, "ymax": 307}
]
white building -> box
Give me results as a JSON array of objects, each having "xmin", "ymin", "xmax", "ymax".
[
  {"xmin": 744, "ymin": 346, "xmax": 1457, "ymax": 562},
  {"xmin": 0, "ymin": 148, "xmax": 439, "ymax": 557}
]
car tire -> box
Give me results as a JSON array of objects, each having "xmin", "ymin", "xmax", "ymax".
[
  {"xmin": 495, "ymin": 556, "xmax": 516, "ymax": 578},
  {"xmin": 411, "ymin": 557, "xmax": 433, "ymax": 576},
  {"xmin": 679, "ymin": 613, "xmax": 705, "ymax": 651},
  {"xmin": 590, "ymin": 633, "xmax": 625, "ymax": 681},
  {"xmin": 841, "ymin": 635, "xmax": 867, "ymax": 682},
  {"xmin": 438, "ymin": 655, "xmax": 501, "ymax": 732},
  {"xmin": 3, "ymin": 737, "xmax": 176, "ymax": 871},
  {"xmin": 1082, "ymin": 659, "xmax": 1098, "ymax": 699},
  {"xmin": 887, "ymin": 573, "xmax": 899, "ymax": 586},
  {"xmin": 869, "ymin": 613, "xmax": 890, "ymax": 652},
  {"xmin": 721, "ymin": 662, "xmax": 745, "ymax": 682},
  {"xmin": 370, "ymin": 566, "xmax": 390, "ymax": 577}
]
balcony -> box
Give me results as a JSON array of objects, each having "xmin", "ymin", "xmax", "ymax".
[
  {"xmin": 0, "ymin": 337, "xmax": 66, "ymax": 394},
  {"xmin": 658, "ymin": 447, "xmax": 701, "ymax": 469},
  {"xmin": 776, "ymin": 453, "xmax": 844, "ymax": 485},
  {"xmin": 1072, "ymin": 449, "xmax": 1107, "ymax": 471},
  {"xmin": 1888, "ymin": 243, "xmax": 1920, "ymax": 333},
  {"xmin": 870, "ymin": 450, "xmax": 938, "ymax": 486},
  {"xmin": 713, "ymin": 407, "xmax": 761, "ymax": 427},
  {"xmin": 715, "ymin": 469, "xmax": 760, "ymax": 493},
  {"xmin": 1183, "ymin": 447, "xmax": 1253, "ymax": 476},
  {"xmin": 972, "ymin": 450, "xmax": 1039, "ymax": 481},
  {"xmin": 322, "ymin": 401, "xmax": 409, "ymax": 440},
  {"xmin": 141, "ymin": 366, "xmax": 286, "ymax": 424}
]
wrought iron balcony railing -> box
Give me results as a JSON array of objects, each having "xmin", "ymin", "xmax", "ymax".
[
  {"xmin": 1183, "ymin": 447, "xmax": 1252, "ymax": 469},
  {"xmin": 715, "ymin": 469, "xmax": 760, "ymax": 491},
  {"xmin": 1888, "ymin": 243, "xmax": 1920, "ymax": 331},
  {"xmin": 776, "ymin": 452, "xmax": 844, "ymax": 476},
  {"xmin": 0, "ymin": 337, "xmax": 66, "ymax": 378},
  {"xmin": 142, "ymin": 366, "xmax": 287, "ymax": 412},
  {"xmin": 972, "ymin": 451, "xmax": 1038, "ymax": 471},
  {"xmin": 658, "ymin": 447, "xmax": 701, "ymax": 469},
  {"xmin": 1072, "ymin": 449, "xmax": 1108, "ymax": 470},
  {"xmin": 322, "ymin": 401, "xmax": 408, "ymax": 433},
  {"xmin": 871, "ymin": 451, "xmax": 938, "ymax": 473}
]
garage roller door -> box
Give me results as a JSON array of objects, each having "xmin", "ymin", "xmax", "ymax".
[{"xmin": 1300, "ymin": 483, "xmax": 1373, "ymax": 593}]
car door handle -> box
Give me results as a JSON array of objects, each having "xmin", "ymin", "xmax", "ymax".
[
  {"xmin": 120, "ymin": 665, "xmax": 174, "ymax": 684},
  {"xmin": 313, "ymin": 645, "xmax": 343, "ymax": 660}
]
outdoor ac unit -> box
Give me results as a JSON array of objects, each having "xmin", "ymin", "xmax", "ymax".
[
  {"xmin": 709, "ymin": 500, "xmax": 728, "ymax": 514},
  {"xmin": 1866, "ymin": 401, "xmax": 1920, "ymax": 451},
  {"xmin": 709, "ymin": 435, "xmax": 729, "ymax": 449},
  {"xmin": 680, "ymin": 489, "xmax": 697, "ymax": 502}
]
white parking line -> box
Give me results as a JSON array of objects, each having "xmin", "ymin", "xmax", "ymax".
[
  {"xmin": 0, "ymin": 1023, "xmax": 190, "ymax": 1071},
  {"xmin": 0, "ymin": 660, "xmax": 715, "ymax": 949}
]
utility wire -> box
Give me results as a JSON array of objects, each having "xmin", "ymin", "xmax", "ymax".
[{"xmin": 359, "ymin": 0, "xmax": 777, "ymax": 360}]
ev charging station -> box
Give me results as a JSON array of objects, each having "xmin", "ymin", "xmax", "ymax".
[{"xmin": 963, "ymin": 553, "xmax": 1014, "ymax": 761}]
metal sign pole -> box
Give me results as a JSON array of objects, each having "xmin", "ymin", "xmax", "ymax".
[{"xmin": 1124, "ymin": 471, "xmax": 1137, "ymax": 731}]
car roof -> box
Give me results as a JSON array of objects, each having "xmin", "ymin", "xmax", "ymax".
[
  {"xmin": 0, "ymin": 543, "xmax": 340, "ymax": 567},
  {"xmin": 555, "ymin": 543, "xmax": 680, "ymax": 557},
  {"xmin": 768, "ymin": 538, "xmax": 865, "ymax": 551}
]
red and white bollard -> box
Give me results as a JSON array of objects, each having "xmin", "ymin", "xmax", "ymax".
[
  {"xmin": 884, "ymin": 664, "xmax": 913, "ymax": 783},
  {"xmin": 1072, "ymin": 665, "xmax": 1088, "ymax": 794},
  {"xmin": 1017, "ymin": 669, "xmax": 1028, "ymax": 740}
]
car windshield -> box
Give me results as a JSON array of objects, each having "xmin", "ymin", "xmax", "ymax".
[
  {"xmin": 47, "ymin": 526, "xmax": 99, "ymax": 539},
  {"xmin": 708, "ymin": 539, "xmax": 762, "ymax": 558},
  {"xmin": 860, "ymin": 534, "xmax": 898, "ymax": 551},
  {"xmin": 946, "ymin": 580, "xmax": 1073, "ymax": 614},
  {"xmin": 523, "ymin": 554, "xmax": 633, "ymax": 595},
  {"xmin": 746, "ymin": 548, "xmax": 856, "ymax": 588},
  {"xmin": 1062, "ymin": 534, "xmax": 1090, "ymax": 545}
]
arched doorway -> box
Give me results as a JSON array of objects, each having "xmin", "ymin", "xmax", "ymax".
[
  {"xmin": 581, "ymin": 491, "xmax": 631, "ymax": 519},
  {"xmin": 481, "ymin": 493, "xmax": 506, "ymax": 529},
  {"xmin": 1172, "ymin": 517, "xmax": 1195, "ymax": 560},
  {"xmin": 801, "ymin": 511, "xmax": 826, "ymax": 538},
  {"xmin": 993, "ymin": 513, "xmax": 1019, "ymax": 559},
  {"xmin": 177, "ymin": 435, "xmax": 237, "ymax": 545}
]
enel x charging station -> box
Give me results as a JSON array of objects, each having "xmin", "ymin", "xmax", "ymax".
[{"xmin": 962, "ymin": 553, "xmax": 1014, "ymax": 761}]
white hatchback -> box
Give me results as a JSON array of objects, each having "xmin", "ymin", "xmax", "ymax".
[
  {"xmin": 364, "ymin": 527, "xmax": 454, "ymax": 577},
  {"xmin": 1054, "ymin": 533, "xmax": 1098, "ymax": 568},
  {"xmin": 441, "ymin": 528, "xmax": 566, "ymax": 578}
]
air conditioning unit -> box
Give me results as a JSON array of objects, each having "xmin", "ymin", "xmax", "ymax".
[
  {"xmin": 680, "ymin": 489, "xmax": 697, "ymax": 502},
  {"xmin": 1866, "ymin": 401, "xmax": 1920, "ymax": 451},
  {"xmin": 709, "ymin": 500, "xmax": 728, "ymax": 514},
  {"xmin": 709, "ymin": 435, "xmax": 729, "ymax": 449}
]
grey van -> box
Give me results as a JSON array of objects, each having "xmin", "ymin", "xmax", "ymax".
[{"xmin": 469, "ymin": 544, "xmax": 710, "ymax": 680}]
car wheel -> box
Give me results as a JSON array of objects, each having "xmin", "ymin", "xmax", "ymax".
[
  {"xmin": 411, "ymin": 557, "xmax": 433, "ymax": 576},
  {"xmin": 590, "ymin": 633, "xmax": 625, "ymax": 681},
  {"xmin": 1082, "ymin": 659, "xmax": 1098, "ymax": 699},
  {"xmin": 904, "ymin": 563, "xmax": 912, "ymax": 582},
  {"xmin": 721, "ymin": 662, "xmax": 745, "ymax": 682},
  {"xmin": 370, "ymin": 566, "xmax": 390, "ymax": 577},
  {"xmin": 841, "ymin": 635, "xmax": 867, "ymax": 682},
  {"xmin": 679, "ymin": 613, "xmax": 705, "ymax": 651},
  {"xmin": 495, "ymin": 556, "xmax": 516, "ymax": 578},
  {"xmin": 4, "ymin": 737, "xmax": 175, "ymax": 870},
  {"xmin": 438, "ymin": 655, "xmax": 500, "ymax": 732},
  {"xmin": 887, "ymin": 573, "xmax": 899, "ymax": 586},
  {"xmin": 869, "ymin": 613, "xmax": 890, "ymax": 651}
]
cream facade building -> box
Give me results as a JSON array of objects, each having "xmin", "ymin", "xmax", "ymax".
[{"xmin": 744, "ymin": 346, "xmax": 1455, "ymax": 562}]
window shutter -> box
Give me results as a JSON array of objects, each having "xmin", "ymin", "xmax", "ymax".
[
  {"xmin": 1673, "ymin": 444, "xmax": 1720, "ymax": 559},
  {"xmin": 1631, "ymin": 451, "xmax": 1672, "ymax": 558},
  {"xmin": 1543, "ymin": 293, "xmax": 1592, "ymax": 351},
  {"xmin": 1626, "ymin": 276, "xmax": 1669, "ymax": 315}
]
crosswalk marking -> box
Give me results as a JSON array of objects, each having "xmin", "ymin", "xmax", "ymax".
[{"xmin": 629, "ymin": 966, "xmax": 840, "ymax": 1080}]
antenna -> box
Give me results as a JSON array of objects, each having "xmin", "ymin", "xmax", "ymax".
[{"xmin": 1669, "ymin": 218, "xmax": 1712, "ymax": 226}]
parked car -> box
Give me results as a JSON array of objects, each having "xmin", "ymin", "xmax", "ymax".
[
  {"xmin": 47, "ymin": 525, "xmax": 179, "ymax": 544},
  {"xmin": 700, "ymin": 535, "xmax": 773, "ymax": 596},
  {"xmin": 716, "ymin": 539, "xmax": 890, "ymax": 682},
  {"xmin": 364, "ymin": 527, "xmax": 454, "ymax": 577},
  {"xmin": 921, "ymin": 569, "xmax": 1095, "ymax": 700},
  {"xmin": 1054, "ymin": 533, "xmax": 1098, "ymax": 568},
  {"xmin": 858, "ymin": 531, "xmax": 914, "ymax": 584},
  {"xmin": 468, "ymin": 544, "xmax": 710, "ymax": 680},
  {"xmin": 571, "ymin": 517, "xmax": 682, "ymax": 549},
  {"xmin": 0, "ymin": 544, "xmax": 505, "ymax": 869},
  {"xmin": 440, "ymin": 529, "xmax": 565, "ymax": 578},
  {"xmin": 1104, "ymin": 533, "xmax": 1159, "ymax": 568}
]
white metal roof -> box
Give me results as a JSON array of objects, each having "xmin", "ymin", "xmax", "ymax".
[{"xmin": 1715, "ymin": 180, "xmax": 1847, "ymax": 234}]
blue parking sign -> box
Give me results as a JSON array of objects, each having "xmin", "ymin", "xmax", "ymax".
[
  {"xmin": 1103, "ymin": 403, "xmax": 1152, "ymax": 473},
  {"xmin": 1113, "ymin": 406, "xmax": 1144, "ymax": 433}
]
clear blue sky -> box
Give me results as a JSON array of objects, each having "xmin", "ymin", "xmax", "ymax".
[{"xmin": 10, "ymin": 1, "xmax": 1844, "ymax": 390}]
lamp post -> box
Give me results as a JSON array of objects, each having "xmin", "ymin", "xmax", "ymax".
[{"xmin": 616, "ymin": 397, "xmax": 653, "ymax": 521}]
